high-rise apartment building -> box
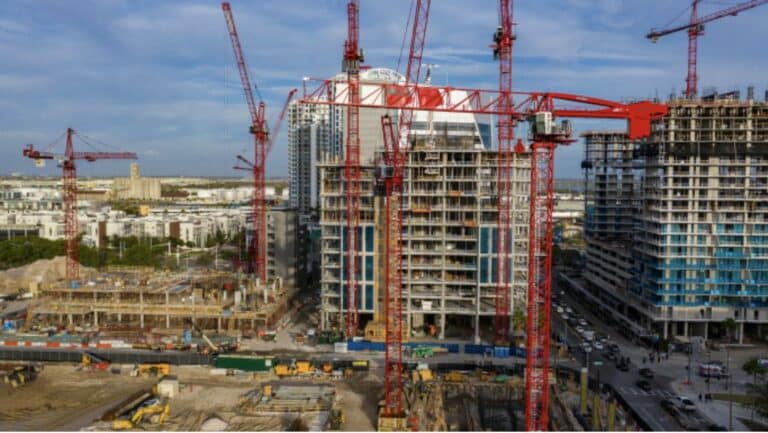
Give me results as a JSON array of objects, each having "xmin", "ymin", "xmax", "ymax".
[
  {"xmin": 581, "ymin": 90, "xmax": 768, "ymax": 343},
  {"xmin": 316, "ymin": 81, "xmax": 529, "ymax": 341}
]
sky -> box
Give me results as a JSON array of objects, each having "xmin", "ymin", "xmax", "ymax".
[{"xmin": 1, "ymin": 0, "xmax": 767, "ymax": 179}]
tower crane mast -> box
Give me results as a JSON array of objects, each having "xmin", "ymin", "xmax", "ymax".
[
  {"xmin": 492, "ymin": 0, "xmax": 518, "ymax": 344},
  {"xmin": 22, "ymin": 128, "xmax": 137, "ymax": 284},
  {"xmin": 342, "ymin": 0, "xmax": 363, "ymax": 337},
  {"xmin": 222, "ymin": 2, "xmax": 296, "ymax": 281},
  {"xmin": 378, "ymin": 2, "xmax": 431, "ymax": 428},
  {"xmin": 647, "ymin": 0, "xmax": 768, "ymax": 98}
]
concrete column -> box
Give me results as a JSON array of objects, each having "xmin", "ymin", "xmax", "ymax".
[
  {"xmin": 684, "ymin": 321, "xmax": 689, "ymax": 337},
  {"xmin": 439, "ymin": 313, "xmax": 445, "ymax": 340},
  {"xmin": 739, "ymin": 321, "xmax": 744, "ymax": 344},
  {"xmin": 68, "ymin": 314, "xmax": 73, "ymax": 325},
  {"xmin": 580, "ymin": 367, "xmax": 588, "ymax": 415},
  {"xmin": 217, "ymin": 317, "xmax": 222, "ymax": 333},
  {"xmin": 704, "ymin": 321, "xmax": 708, "ymax": 340},
  {"xmin": 474, "ymin": 315, "xmax": 480, "ymax": 344},
  {"xmin": 166, "ymin": 315, "xmax": 170, "ymax": 328},
  {"xmin": 663, "ymin": 321, "xmax": 669, "ymax": 339},
  {"xmin": 117, "ymin": 313, "xmax": 122, "ymax": 322},
  {"xmin": 93, "ymin": 311, "xmax": 98, "ymax": 327},
  {"xmin": 139, "ymin": 291, "xmax": 144, "ymax": 328}
]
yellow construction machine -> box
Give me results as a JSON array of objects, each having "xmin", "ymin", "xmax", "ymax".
[
  {"xmin": 131, "ymin": 363, "xmax": 170, "ymax": 379},
  {"xmin": 111, "ymin": 400, "xmax": 170, "ymax": 430}
]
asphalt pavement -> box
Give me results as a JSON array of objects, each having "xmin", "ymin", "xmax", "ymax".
[{"xmin": 552, "ymin": 279, "xmax": 687, "ymax": 431}]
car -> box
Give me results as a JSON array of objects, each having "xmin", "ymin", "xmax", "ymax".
[
  {"xmin": 639, "ymin": 368, "xmax": 654, "ymax": 378},
  {"xmin": 566, "ymin": 307, "xmax": 573, "ymax": 314},
  {"xmin": 617, "ymin": 361, "xmax": 630, "ymax": 372},
  {"xmin": 561, "ymin": 313, "xmax": 569, "ymax": 321},
  {"xmin": 660, "ymin": 398, "xmax": 678, "ymax": 415},
  {"xmin": 578, "ymin": 319, "xmax": 588, "ymax": 327},
  {"xmin": 593, "ymin": 341, "xmax": 604, "ymax": 350},
  {"xmin": 604, "ymin": 352, "xmax": 616, "ymax": 361},
  {"xmin": 636, "ymin": 380, "xmax": 652, "ymax": 392},
  {"xmin": 706, "ymin": 423, "xmax": 728, "ymax": 431},
  {"xmin": 556, "ymin": 306, "xmax": 564, "ymax": 314},
  {"xmin": 675, "ymin": 396, "xmax": 696, "ymax": 411},
  {"xmin": 575, "ymin": 325, "xmax": 584, "ymax": 333},
  {"xmin": 609, "ymin": 343, "xmax": 620, "ymax": 353}
]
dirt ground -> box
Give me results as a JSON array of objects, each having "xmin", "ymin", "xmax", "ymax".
[
  {"xmin": 336, "ymin": 372, "xmax": 381, "ymax": 432},
  {"xmin": 0, "ymin": 362, "xmax": 381, "ymax": 432},
  {"xmin": 0, "ymin": 364, "xmax": 155, "ymax": 431}
]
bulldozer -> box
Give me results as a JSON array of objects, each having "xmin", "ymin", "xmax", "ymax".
[
  {"xmin": 112, "ymin": 400, "xmax": 170, "ymax": 430},
  {"xmin": 131, "ymin": 363, "xmax": 170, "ymax": 379}
]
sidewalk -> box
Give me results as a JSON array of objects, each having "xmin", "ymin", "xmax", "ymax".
[{"xmin": 672, "ymin": 375, "xmax": 755, "ymax": 431}]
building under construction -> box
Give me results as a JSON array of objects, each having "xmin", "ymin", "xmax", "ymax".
[
  {"xmin": 26, "ymin": 269, "xmax": 295, "ymax": 334},
  {"xmin": 316, "ymin": 82, "xmax": 531, "ymax": 342},
  {"xmin": 582, "ymin": 89, "xmax": 768, "ymax": 342}
]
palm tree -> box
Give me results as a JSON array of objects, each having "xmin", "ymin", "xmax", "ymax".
[{"xmin": 722, "ymin": 318, "xmax": 738, "ymax": 342}]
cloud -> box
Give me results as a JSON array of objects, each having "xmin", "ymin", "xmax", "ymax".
[{"xmin": 1, "ymin": 0, "xmax": 767, "ymax": 179}]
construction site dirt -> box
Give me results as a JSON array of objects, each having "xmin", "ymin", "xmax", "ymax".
[
  {"xmin": 0, "ymin": 364, "xmax": 155, "ymax": 431},
  {"xmin": 0, "ymin": 362, "xmax": 381, "ymax": 432}
]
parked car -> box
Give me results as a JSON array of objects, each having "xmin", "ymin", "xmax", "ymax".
[
  {"xmin": 556, "ymin": 306, "xmax": 564, "ymax": 314},
  {"xmin": 605, "ymin": 352, "xmax": 616, "ymax": 361},
  {"xmin": 675, "ymin": 396, "xmax": 696, "ymax": 411},
  {"xmin": 639, "ymin": 368, "xmax": 654, "ymax": 379},
  {"xmin": 578, "ymin": 319, "xmax": 587, "ymax": 327},
  {"xmin": 609, "ymin": 343, "xmax": 620, "ymax": 353},
  {"xmin": 566, "ymin": 307, "xmax": 573, "ymax": 314},
  {"xmin": 575, "ymin": 326, "xmax": 584, "ymax": 334},
  {"xmin": 636, "ymin": 380, "xmax": 652, "ymax": 392},
  {"xmin": 593, "ymin": 341, "xmax": 604, "ymax": 350}
]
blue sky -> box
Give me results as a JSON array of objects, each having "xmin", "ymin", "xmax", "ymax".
[{"xmin": 1, "ymin": 0, "xmax": 767, "ymax": 179}]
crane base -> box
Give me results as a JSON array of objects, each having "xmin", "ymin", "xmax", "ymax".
[{"xmin": 377, "ymin": 413, "xmax": 408, "ymax": 432}]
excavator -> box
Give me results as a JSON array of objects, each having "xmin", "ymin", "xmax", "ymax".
[
  {"xmin": 111, "ymin": 400, "xmax": 170, "ymax": 430},
  {"xmin": 81, "ymin": 352, "xmax": 110, "ymax": 371}
]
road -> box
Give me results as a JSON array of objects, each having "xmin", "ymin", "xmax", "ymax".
[{"xmin": 552, "ymin": 277, "xmax": 688, "ymax": 431}]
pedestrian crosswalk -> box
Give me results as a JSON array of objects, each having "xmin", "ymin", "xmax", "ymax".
[{"xmin": 616, "ymin": 386, "xmax": 677, "ymax": 399}]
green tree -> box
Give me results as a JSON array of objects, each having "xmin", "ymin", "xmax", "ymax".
[
  {"xmin": 746, "ymin": 380, "xmax": 768, "ymax": 420},
  {"xmin": 512, "ymin": 309, "xmax": 527, "ymax": 331},
  {"xmin": 744, "ymin": 358, "xmax": 767, "ymax": 385},
  {"xmin": 722, "ymin": 318, "xmax": 738, "ymax": 342}
]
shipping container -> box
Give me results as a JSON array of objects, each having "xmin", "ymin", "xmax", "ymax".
[{"xmin": 214, "ymin": 355, "xmax": 273, "ymax": 372}]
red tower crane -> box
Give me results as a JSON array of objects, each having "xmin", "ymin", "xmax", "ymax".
[
  {"xmin": 492, "ymin": 0, "xmax": 520, "ymax": 343},
  {"xmin": 377, "ymin": 0, "xmax": 431, "ymax": 427},
  {"xmin": 647, "ymin": 0, "xmax": 768, "ymax": 98},
  {"xmin": 342, "ymin": 0, "xmax": 364, "ymax": 337},
  {"xmin": 302, "ymin": 77, "xmax": 666, "ymax": 429},
  {"xmin": 222, "ymin": 2, "xmax": 297, "ymax": 281},
  {"xmin": 22, "ymin": 128, "xmax": 137, "ymax": 284}
]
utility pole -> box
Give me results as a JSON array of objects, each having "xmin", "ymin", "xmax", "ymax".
[{"xmin": 727, "ymin": 347, "xmax": 733, "ymax": 431}]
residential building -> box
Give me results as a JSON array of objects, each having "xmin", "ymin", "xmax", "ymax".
[{"xmin": 580, "ymin": 89, "xmax": 768, "ymax": 343}]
